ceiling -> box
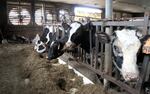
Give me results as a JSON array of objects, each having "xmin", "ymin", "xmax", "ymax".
[{"xmin": 40, "ymin": 0, "xmax": 150, "ymax": 13}]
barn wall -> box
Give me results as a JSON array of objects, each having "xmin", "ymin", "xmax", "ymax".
[
  {"xmin": 5, "ymin": 1, "xmax": 106, "ymax": 40},
  {"xmin": 6, "ymin": 0, "xmax": 74, "ymax": 40},
  {"xmin": 5, "ymin": 0, "xmax": 144, "ymax": 40}
]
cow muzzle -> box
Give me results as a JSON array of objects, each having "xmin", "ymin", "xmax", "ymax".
[{"xmin": 62, "ymin": 42, "xmax": 77, "ymax": 51}]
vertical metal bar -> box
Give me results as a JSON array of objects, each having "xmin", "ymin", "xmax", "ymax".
[
  {"xmin": 84, "ymin": 50, "xmax": 86, "ymax": 64},
  {"xmin": 82, "ymin": 50, "xmax": 84, "ymax": 63},
  {"xmin": 104, "ymin": 0, "xmax": 113, "ymax": 89},
  {"xmin": 100, "ymin": 26, "xmax": 104, "ymax": 71},
  {"xmin": 42, "ymin": 4, "xmax": 46, "ymax": 24},
  {"xmin": 94, "ymin": 26, "xmax": 99, "ymax": 69},
  {"xmin": 145, "ymin": 57, "xmax": 150, "ymax": 82},
  {"xmin": 101, "ymin": 26, "xmax": 104, "ymax": 60},
  {"xmin": 136, "ymin": 55, "xmax": 150, "ymax": 94},
  {"xmin": 100, "ymin": 43, "xmax": 103, "ymax": 71},
  {"xmin": 89, "ymin": 27, "xmax": 93, "ymax": 66},
  {"xmin": 78, "ymin": 47, "xmax": 80, "ymax": 60},
  {"xmin": 143, "ymin": 12, "xmax": 149, "ymax": 35},
  {"xmin": 81, "ymin": 48, "xmax": 84, "ymax": 61},
  {"xmin": 31, "ymin": 0, "xmax": 35, "ymax": 25},
  {"xmin": 105, "ymin": 0, "xmax": 113, "ymax": 20},
  {"xmin": 148, "ymin": 27, "xmax": 150, "ymax": 35}
]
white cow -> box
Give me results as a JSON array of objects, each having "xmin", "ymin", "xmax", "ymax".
[{"xmin": 113, "ymin": 28, "xmax": 142, "ymax": 81}]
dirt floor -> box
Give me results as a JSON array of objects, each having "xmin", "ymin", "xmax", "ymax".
[{"xmin": 0, "ymin": 44, "xmax": 123, "ymax": 94}]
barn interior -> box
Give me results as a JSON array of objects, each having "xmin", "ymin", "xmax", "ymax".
[
  {"xmin": 0, "ymin": 0, "xmax": 149, "ymax": 40},
  {"xmin": 0, "ymin": 0, "xmax": 150, "ymax": 94}
]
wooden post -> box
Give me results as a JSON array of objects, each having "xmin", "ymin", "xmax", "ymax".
[{"xmin": 104, "ymin": 0, "xmax": 113, "ymax": 90}]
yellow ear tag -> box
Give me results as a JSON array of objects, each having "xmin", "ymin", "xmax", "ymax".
[{"xmin": 143, "ymin": 38, "xmax": 150, "ymax": 54}]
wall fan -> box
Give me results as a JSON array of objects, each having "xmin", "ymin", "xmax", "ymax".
[{"xmin": 8, "ymin": 2, "xmax": 31, "ymax": 25}]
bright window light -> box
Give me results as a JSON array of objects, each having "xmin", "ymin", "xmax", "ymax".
[
  {"xmin": 74, "ymin": 7, "xmax": 102, "ymax": 21},
  {"xmin": 35, "ymin": 9, "xmax": 44, "ymax": 25},
  {"xmin": 74, "ymin": 7, "xmax": 102, "ymax": 14}
]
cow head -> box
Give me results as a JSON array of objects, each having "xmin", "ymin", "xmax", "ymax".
[
  {"xmin": 113, "ymin": 28, "xmax": 142, "ymax": 81},
  {"xmin": 47, "ymin": 41, "xmax": 64, "ymax": 60},
  {"xmin": 34, "ymin": 40, "xmax": 46, "ymax": 53},
  {"xmin": 33, "ymin": 34, "xmax": 46, "ymax": 53},
  {"xmin": 33, "ymin": 25, "xmax": 57, "ymax": 54},
  {"xmin": 41, "ymin": 26, "xmax": 56, "ymax": 45},
  {"xmin": 46, "ymin": 23, "xmax": 70, "ymax": 60},
  {"xmin": 63, "ymin": 22, "xmax": 86, "ymax": 51}
]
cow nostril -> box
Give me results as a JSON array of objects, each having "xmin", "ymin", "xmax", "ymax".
[{"xmin": 123, "ymin": 73, "xmax": 139, "ymax": 82}]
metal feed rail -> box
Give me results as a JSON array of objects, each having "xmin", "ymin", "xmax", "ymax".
[
  {"xmin": 69, "ymin": 16, "xmax": 150, "ymax": 94},
  {"xmin": 59, "ymin": 16, "xmax": 150, "ymax": 94},
  {"xmin": 89, "ymin": 16, "xmax": 150, "ymax": 94}
]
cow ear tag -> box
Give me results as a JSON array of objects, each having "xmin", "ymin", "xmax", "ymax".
[{"xmin": 143, "ymin": 38, "xmax": 150, "ymax": 54}]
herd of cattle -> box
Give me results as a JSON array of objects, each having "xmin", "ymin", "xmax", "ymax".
[{"xmin": 33, "ymin": 21, "xmax": 150, "ymax": 82}]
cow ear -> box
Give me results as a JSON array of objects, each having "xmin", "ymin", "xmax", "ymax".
[
  {"xmin": 140, "ymin": 35, "xmax": 150, "ymax": 44},
  {"xmin": 96, "ymin": 32, "xmax": 110, "ymax": 43}
]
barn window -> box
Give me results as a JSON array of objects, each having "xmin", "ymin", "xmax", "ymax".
[
  {"xmin": 7, "ymin": 2, "xmax": 31, "ymax": 25},
  {"xmin": 9, "ymin": 8, "xmax": 31, "ymax": 25},
  {"xmin": 46, "ymin": 13, "xmax": 52, "ymax": 21},
  {"xmin": 35, "ymin": 8, "xmax": 44, "ymax": 25},
  {"xmin": 35, "ymin": 4, "xmax": 56, "ymax": 25},
  {"xmin": 45, "ymin": 7, "xmax": 57, "ymax": 24},
  {"xmin": 74, "ymin": 7, "xmax": 102, "ymax": 21},
  {"xmin": 59, "ymin": 9, "xmax": 70, "ymax": 22}
]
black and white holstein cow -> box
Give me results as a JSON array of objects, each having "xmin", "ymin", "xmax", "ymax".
[
  {"xmin": 62, "ymin": 22, "xmax": 142, "ymax": 81},
  {"xmin": 47, "ymin": 22, "xmax": 111, "ymax": 67},
  {"xmin": 48, "ymin": 21, "xmax": 110, "ymax": 59},
  {"xmin": 33, "ymin": 26, "xmax": 66, "ymax": 60},
  {"xmin": 112, "ymin": 27, "xmax": 144, "ymax": 81},
  {"xmin": 63, "ymin": 22, "xmax": 110, "ymax": 53},
  {"xmin": 33, "ymin": 26, "xmax": 56, "ymax": 53},
  {"xmin": 48, "ymin": 21, "xmax": 150, "ymax": 82}
]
